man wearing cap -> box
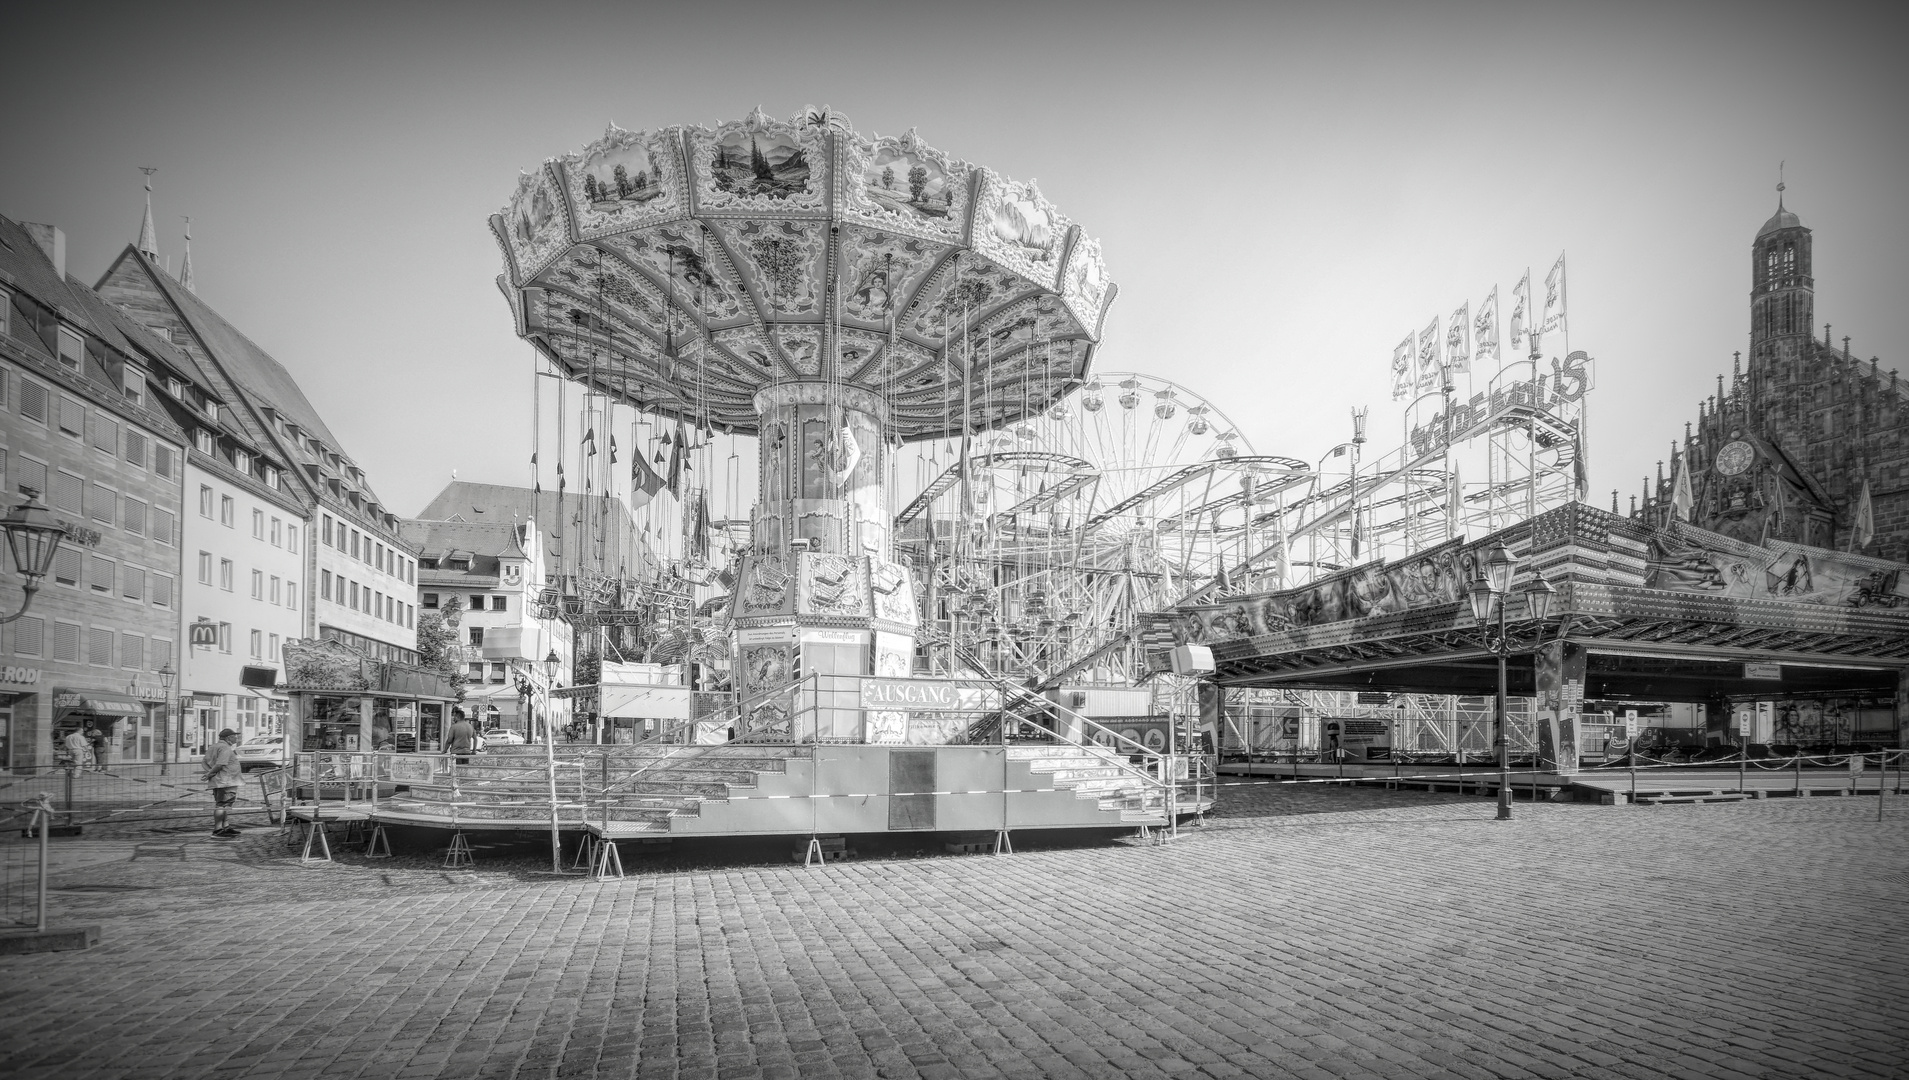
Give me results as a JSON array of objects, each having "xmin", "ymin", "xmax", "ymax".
[{"xmin": 204, "ymin": 728, "xmax": 244, "ymax": 839}]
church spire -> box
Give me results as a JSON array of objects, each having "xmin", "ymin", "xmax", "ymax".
[
  {"xmin": 136, "ymin": 167, "xmax": 159, "ymax": 259},
  {"xmin": 179, "ymin": 216, "xmax": 195, "ymax": 292}
]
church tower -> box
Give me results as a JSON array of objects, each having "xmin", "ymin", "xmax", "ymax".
[{"xmin": 1748, "ymin": 183, "xmax": 1813, "ymax": 369}]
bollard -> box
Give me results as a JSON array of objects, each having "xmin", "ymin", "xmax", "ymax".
[{"xmin": 34, "ymin": 795, "xmax": 51, "ymax": 933}]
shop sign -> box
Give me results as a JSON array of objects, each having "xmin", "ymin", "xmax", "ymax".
[
  {"xmin": 1744, "ymin": 663, "xmax": 1782, "ymax": 680},
  {"xmin": 1624, "ymin": 709, "xmax": 1639, "ymax": 738},
  {"xmin": 1, "ymin": 665, "xmax": 41, "ymax": 686},
  {"xmin": 55, "ymin": 519, "xmax": 102, "ymax": 548},
  {"xmin": 859, "ymin": 678, "xmax": 1000, "ymax": 712}
]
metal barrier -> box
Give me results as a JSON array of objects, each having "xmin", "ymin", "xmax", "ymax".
[
  {"xmin": 2, "ymin": 795, "xmax": 55, "ymax": 932},
  {"xmin": 0, "ymin": 763, "xmax": 261, "ymax": 831}
]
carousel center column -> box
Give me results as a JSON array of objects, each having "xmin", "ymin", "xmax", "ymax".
[{"xmin": 730, "ymin": 381, "xmax": 919, "ymax": 743}]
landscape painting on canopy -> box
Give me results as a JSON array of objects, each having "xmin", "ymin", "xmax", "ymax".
[
  {"xmin": 711, "ymin": 131, "xmax": 811, "ymax": 199},
  {"xmin": 991, "ymin": 183, "xmax": 1059, "ymax": 262},
  {"xmin": 580, "ymin": 143, "xmax": 666, "ymax": 208},
  {"xmin": 865, "ymin": 149, "xmax": 954, "ymax": 220}
]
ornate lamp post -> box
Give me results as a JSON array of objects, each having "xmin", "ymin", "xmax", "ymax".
[
  {"xmin": 542, "ymin": 648, "xmax": 561, "ymax": 742},
  {"xmin": 1, "ymin": 494, "xmax": 66, "ymax": 624},
  {"xmin": 157, "ymin": 663, "xmax": 176, "ymax": 775},
  {"xmin": 1467, "ymin": 542, "xmax": 1555, "ymax": 820}
]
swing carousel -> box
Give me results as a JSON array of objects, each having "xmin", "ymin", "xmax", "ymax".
[{"xmin": 486, "ymin": 108, "xmax": 1208, "ymax": 841}]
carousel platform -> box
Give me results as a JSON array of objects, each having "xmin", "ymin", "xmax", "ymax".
[{"xmin": 1217, "ymin": 758, "xmax": 1900, "ymax": 805}]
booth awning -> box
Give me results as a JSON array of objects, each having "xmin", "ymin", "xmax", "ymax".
[{"xmin": 51, "ymin": 688, "xmax": 148, "ymax": 719}]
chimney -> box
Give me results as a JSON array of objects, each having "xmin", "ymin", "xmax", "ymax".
[{"xmin": 21, "ymin": 223, "xmax": 66, "ymax": 280}]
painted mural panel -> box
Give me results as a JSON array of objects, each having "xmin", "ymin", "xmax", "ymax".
[
  {"xmin": 688, "ymin": 111, "xmax": 828, "ymax": 215},
  {"xmin": 971, "ymin": 173, "xmax": 1070, "ymax": 290},
  {"xmin": 1644, "ymin": 523, "xmax": 1907, "ymax": 609},
  {"xmin": 565, "ymin": 125, "xmax": 686, "ymax": 239},
  {"xmin": 498, "ymin": 166, "xmax": 570, "ymax": 284},
  {"xmin": 839, "ymin": 130, "xmax": 971, "ymax": 245},
  {"xmin": 1168, "ymin": 538, "xmax": 1476, "ymax": 645}
]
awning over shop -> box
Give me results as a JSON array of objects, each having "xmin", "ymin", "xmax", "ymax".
[{"xmin": 51, "ymin": 688, "xmax": 149, "ymax": 723}]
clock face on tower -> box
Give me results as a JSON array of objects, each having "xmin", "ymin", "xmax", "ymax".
[{"xmin": 1715, "ymin": 440, "xmax": 1756, "ymax": 477}]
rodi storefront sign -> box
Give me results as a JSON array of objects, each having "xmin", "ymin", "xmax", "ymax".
[{"xmin": 1, "ymin": 666, "xmax": 41, "ymax": 687}]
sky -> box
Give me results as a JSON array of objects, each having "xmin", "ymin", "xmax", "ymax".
[{"xmin": 3, "ymin": 0, "xmax": 1904, "ymax": 522}]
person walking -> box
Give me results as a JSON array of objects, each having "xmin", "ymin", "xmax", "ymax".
[
  {"xmin": 446, "ymin": 708, "xmax": 478, "ymax": 765},
  {"xmin": 203, "ymin": 728, "xmax": 245, "ymax": 839},
  {"xmin": 85, "ymin": 723, "xmax": 108, "ymax": 772},
  {"xmin": 62, "ymin": 726, "xmax": 92, "ymax": 771}
]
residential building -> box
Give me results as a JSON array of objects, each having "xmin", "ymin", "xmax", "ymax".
[
  {"xmin": 95, "ymin": 232, "xmax": 420, "ymax": 739},
  {"xmin": 398, "ymin": 515, "xmax": 570, "ymax": 733},
  {"xmin": 0, "ymin": 215, "xmax": 187, "ymax": 768}
]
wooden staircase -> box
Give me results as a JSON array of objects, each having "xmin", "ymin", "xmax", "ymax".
[{"xmin": 1012, "ymin": 744, "xmax": 1170, "ymax": 823}]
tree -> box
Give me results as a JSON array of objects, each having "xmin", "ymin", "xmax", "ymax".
[
  {"xmin": 415, "ymin": 595, "xmax": 467, "ymax": 701},
  {"xmin": 881, "ymin": 166, "xmax": 895, "ymax": 190},
  {"xmin": 613, "ymin": 164, "xmax": 631, "ymax": 198},
  {"xmin": 583, "ymin": 174, "xmax": 601, "ymax": 201},
  {"xmin": 907, "ymin": 165, "xmax": 929, "ymax": 204}
]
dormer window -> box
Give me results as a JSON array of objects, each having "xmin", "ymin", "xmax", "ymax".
[
  {"xmin": 233, "ymin": 449, "xmax": 251, "ymax": 474},
  {"xmin": 193, "ymin": 429, "xmax": 217, "ymax": 455},
  {"xmin": 122, "ymin": 364, "xmax": 145, "ymax": 404},
  {"xmin": 166, "ymin": 377, "xmax": 186, "ymax": 398},
  {"xmin": 58, "ymin": 328, "xmax": 84, "ymax": 371},
  {"xmin": 263, "ymin": 466, "xmax": 280, "ymax": 490},
  {"xmin": 204, "ymin": 400, "xmax": 219, "ymax": 422}
]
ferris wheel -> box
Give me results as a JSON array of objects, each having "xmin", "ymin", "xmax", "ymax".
[{"xmin": 895, "ymin": 372, "xmax": 1310, "ymax": 682}]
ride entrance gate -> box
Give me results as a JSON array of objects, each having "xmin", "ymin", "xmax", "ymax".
[{"xmin": 1164, "ymin": 504, "xmax": 1909, "ymax": 781}]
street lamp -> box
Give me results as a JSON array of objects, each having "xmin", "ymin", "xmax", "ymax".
[
  {"xmin": 158, "ymin": 662, "xmax": 177, "ymax": 775},
  {"xmin": 1, "ymin": 495, "xmax": 66, "ymax": 624},
  {"xmin": 542, "ymin": 649, "xmax": 561, "ymax": 741},
  {"xmin": 1468, "ymin": 541, "xmax": 1555, "ymax": 820}
]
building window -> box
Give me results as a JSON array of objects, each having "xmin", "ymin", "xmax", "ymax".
[
  {"xmin": 350, "ymin": 530, "xmax": 360, "ymax": 559},
  {"xmin": 469, "ymin": 594, "xmax": 486, "ymax": 610},
  {"xmin": 52, "ymin": 470, "xmax": 82, "ymax": 514},
  {"xmin": 220, "ymin": 559, "xmax": 234, "ymax": 591},
  {"xmin": 123, "ymin": 566, "xmax": 144, "ymax": 601},
  {"xmin": 264, "ymin": 466, "xmax": 280, "ymax": 490},
  {"xmin": 270, "ymin": 517, "xmax": 281, "ymax": 546},
  {"xmin": 249, "ymin": 629, "xmax": 262, "ymax": 659},
  {"xmin": 58, "ymin": 397, "xmax": 84, "ymax": 437},
  {"xmin": 220, "ymin": 496, "xmax": 234, "ymax": 527},
  {"xmin": 322, "ymin": 514, "xmax": 333, "ymax": 546},
  {"xmin": 153, "ymin": 507, "xmax": 175, "ymax": 545},
  {"xmin": 124, "ymin": 430, "xmax": 147, "ymax": 468},
  {"xmin": 468, "ymin": 627, "xmax": 484, "ymax": 646},
  {"xmin": 124, "ymin": 497, "xmax": 147, "ymax": 536},
  {"xmin": 350, "ymin": 581, "xmax": 359, "ymax": 608},
  {"xmin": 87, "ymin": 482, "xmax": 116, "ymax": 525},
  {"xmin": 13, "ymin": 616, "xmax": 42, "ymax": 657},
  {"xmin": 287, "ymin": 581, "xmax": 297, "ymax": 610},
  {"xmin": 19, "ymin": 379, "xmax": 48, "ymax": 424},
  {"xmin": 252, "ymin": 509, "xmax": 264, "ymax": 539},
  {"xmin": 491, "ymin": 595, "xmax": 507, "ymax": 612},
  {"xmin": 91, "ymin": 413, "xmax": 118, "ymax": 454},
  {"xmin": 52, "ymin": 621, "xmax": 81, "ymax": 662},
  {"xmin": 198, "ymin": 551, "xmax": 214, "ymax": 584},
  {"xmin": 57, "ymin": 329, "xmax": 84, "ymax": 371},
  {"xmin": 199, "ymin": 485, "xmax": 215, "ymax": 518},
  {"xmin": 89, "ymin": 555, "xmax": 113, "ymax": 594},
  {"xmin": 233, "ymin": 449, "xmax": 251, "ymax": 474},
  {"xmin": 89, "ymin": 627, "xmax": 113, "ymax": 666},
  {"xmin": 153, "ymin": 638, "xmax": 174, "ymax": 670},
  {"xmin": 194, "ymin": 429, "xmax": 217, "ymax": 455},
  {"xmin": 13, "ymin": 456, "xmax": 47, "ymax": 499},
  {"xmin": 218, "ymin": 622, "xmax": 232, "ymax": 655},
  {"xmin": 53, "ymin": 548, "xmax": 81, "ymax": 587},
  {"xmin": 321, "ymin": 569, "xmax": 332, "ymax": 601},
  {"xmin": 467, "ymin": 662, "xmax": 484, "ymax": 681},
  {"xmin": 122, "ymin": 633, "xmax": 144, "ymax": 670},
  {"xmin": 152, "ymin": 574, "xmax": 173, "ymax": 608},
  {"xmin": 251, "ymin": 569, "xmax": 264, "ymax": 599},
  {"xmin": 155, "ymin": 445, "xmax": 174, "ymax": 478},
  {"xmin": 269, "ymin": 633, "xmax": 279, "ymax": 661},
  {"xmin": 270, "ymin": 576, "xmax": 281, "ymax": 605},
  {"xmin": 422, "ymin": 592, "xmax": 439, "ymax": 609},
  {"xmin": 287, "ymin": 527, "xmax": 297, "ymax": 554}
]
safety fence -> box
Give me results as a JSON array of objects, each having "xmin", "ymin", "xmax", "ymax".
[{"xmin": 0, "ymin": 763, "xmax": 274, "ymax": 834}]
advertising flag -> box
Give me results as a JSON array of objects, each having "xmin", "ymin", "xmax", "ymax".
[
  {"xmin": 631, "ymin": 442, "xmax": 667, "ymax": 498},
  {"xmin": 1852, "ymin": 478, "xmax": 1874, "ymax": 550},
  {"xmin": 1446, "ymin": 302, "xmax": 1471, "ymax": 374},
  {"xmin": 1448, "ymin": 461, "xmax": 1464, "ymax": 535},
  {"xmin": 1473, "ymin": 287, "xmax": 1500, "ymax": 366},
  {"xmin": 1542, "ymin": 253, "xmax": 1567, "ymax": 333},
  {"xmin": 1510, "ymin": 270, "xmax": 1531, "ymax": 348},
  {"xmin": 1416, "ymin": 317, "xmax": 1441, "ymax": 391},
  {"xmin": 1390, "ymin": 333, "xmax": 1415, "ymax": 401},
  {"xmin": 1671, "ymin": 455, "xmax": 1694, "ymax": 522}
]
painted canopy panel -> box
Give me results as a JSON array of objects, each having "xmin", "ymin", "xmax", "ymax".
[{"xmin": 491, "ymin": 107, "xmax": 1116, "ymax": 438}]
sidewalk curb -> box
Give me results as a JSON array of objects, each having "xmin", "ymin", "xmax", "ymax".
[{"xmin": 0, "ymin": 925, "xmax": 101, "ymax": 954}]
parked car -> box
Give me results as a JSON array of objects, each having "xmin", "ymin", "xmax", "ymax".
[
  {"xmin": 236, "ymin": 735, "xmax": 288, "ymax": 770},
  {"xmin": 481, "ymin": 728, "xmax": 526, "ymax": 746}
]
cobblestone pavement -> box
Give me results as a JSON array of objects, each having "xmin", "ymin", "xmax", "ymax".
[{"xmin": 3, "ymin": 782, "xmax": 1907, "ymax": 1080}]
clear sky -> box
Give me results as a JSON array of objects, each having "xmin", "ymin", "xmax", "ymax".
[{"xmin": 3, "ymin": 0, "xmax": 1903, "ymax": 520}]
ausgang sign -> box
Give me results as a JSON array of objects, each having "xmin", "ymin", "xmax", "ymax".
[{"xmin": 859, "ymin": 679, "xmax": 1000, "ymax": 712}]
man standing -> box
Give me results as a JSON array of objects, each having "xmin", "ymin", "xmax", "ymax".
[
  {"xmin": 203, "ymin": 728, "xmax": 244, "ymax": 839},
  {"xmin": 446, "ymin": 708, "xmax": 477, "ymax": 765},
  {"xmin": 62, "ymin": 726, "xmax": 92, "ymax": 771}
]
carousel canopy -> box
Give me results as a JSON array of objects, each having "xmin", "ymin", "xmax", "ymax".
[{"xmin": 492, "ymin": 106, "xmax": 1116, "ymax": 439}]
